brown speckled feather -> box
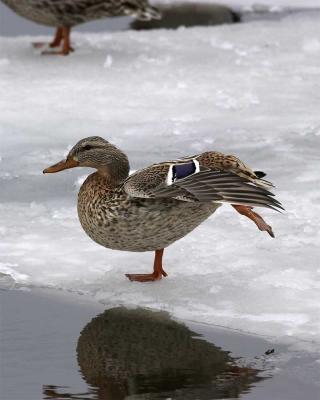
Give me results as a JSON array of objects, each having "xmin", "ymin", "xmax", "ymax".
[
  {"xmin": 1, "ymin": 0, "xmax": 160, "ymax": 27},
  {"xmin": 78, "ymin": 172, "xmax": 220, "ymax": 252},
  {"xmin": 124, "ymin": 152, "xmax": 282, "ymax": 211}
]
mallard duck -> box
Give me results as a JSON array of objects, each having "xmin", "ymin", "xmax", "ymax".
[
  {"xmin": 43, "ymin": 136, "xmax": 282, "ymax": 282},
  {"xmin": 1, "ymin": 0, "xmax": 161, "ymax": 55}
]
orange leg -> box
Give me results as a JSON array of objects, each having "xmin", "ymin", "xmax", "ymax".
[
  {"xmin": 49, "ymin": 27, "xmax": 64, "ymax": 48},
  {"xmin": 61, "ymin": 26, "xmax": 74, "ymax": 55},
  {"xmin": 232, "ymin": 205, "xmax": 275, "ymax": 238},
  {"xmin": 126, "ymin": 249, "xmax": 167, "ymax": 282},
  {"xmin": 32, "ymin": 27, "xmax": 63, "ymax": 49},
  {"xmin": 41, "ymin": 26, "xmax": 74, "ymax": 56}
]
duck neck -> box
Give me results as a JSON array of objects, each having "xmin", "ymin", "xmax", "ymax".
[{"xmin": 96, "ymin": 149, "xmax": 130, "ymax": 187}]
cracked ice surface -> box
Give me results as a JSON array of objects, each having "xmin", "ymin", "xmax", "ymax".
[{"xmin": 1, "ymin": 12, "xmax": 320, "ymax": 352}]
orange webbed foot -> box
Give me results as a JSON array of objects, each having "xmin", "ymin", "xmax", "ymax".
[
  {"xmin": 251, "ymin": 211, "xmax": 275, "ymax": 237},
  {"xmin": 126, "ymin": 249, "xmax": 167, "ymax": 282},
  {"xmin": 41, "ymin": 47, "xmax": 73, "ymax": 56},
  {"xmin": 125, "ymin": 271, "xmax": 166, "ymax": 282},
  {"xmin": 232, "ymin": 204, "xmax": 275, "ymax": 238}
]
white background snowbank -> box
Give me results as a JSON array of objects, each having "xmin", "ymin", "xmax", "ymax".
[
  {"xmin": 1, "ymin": 11, "xmax": 320, "ymax": 353},
  {"xmin": 165, "ymin": 0, "xmax": 320, "ymax": 8},
  {"xmin": 168, "ymin": 0, "xmax": 320, "ymax": 7}
]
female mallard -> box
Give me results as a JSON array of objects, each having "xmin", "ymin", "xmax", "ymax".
[
  {"xmin": 1, "ymin": 0, "xmax": 160, "ymax": 55},
  {"xmin": 43, "ymin": 136, "xmax": 282, "ymax": 282}
]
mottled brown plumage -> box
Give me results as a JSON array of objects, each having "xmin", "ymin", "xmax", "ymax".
[
  {"xmin": 43, "ymin": 136, "xmax": 282, "ymax": 282},
  {"xmin": 77, "ymin": 172, "xmax": 219, "ymax": 252},
  {"xmin": 1, "ymin": 0, "xmax": 161, "ymax": 54}
]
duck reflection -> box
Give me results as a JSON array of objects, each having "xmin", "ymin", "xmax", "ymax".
[{"xmin": 44, "ymin": 307, "xmax": 262, "ymax": 400}]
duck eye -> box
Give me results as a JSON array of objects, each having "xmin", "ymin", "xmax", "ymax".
[{"xmin": 82, "ymin": 145, "xmax": 92, "ymax": 151}]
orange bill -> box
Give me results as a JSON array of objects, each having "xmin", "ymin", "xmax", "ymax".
[{"xmin": 43, "ymin": 158, "xmax": 79, "ymax": 174}]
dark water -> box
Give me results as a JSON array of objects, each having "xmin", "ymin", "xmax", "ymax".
[
  {"xmin": 2, "ymin": 289, "xmax": 320, "ymax": 400},
  {"xmin": 43, "ymin": 307, "xmax": 262, "ymax": 400},
  {"xmin": 1, "ymin": 289, "xmax": 270, "ymax": 400}
]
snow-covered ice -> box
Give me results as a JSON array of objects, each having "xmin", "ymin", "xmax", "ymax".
[
  {"xmin": 165, "ymin": 0, "xmax": 320, "ymax": 11},
  {"xmin": 1, "ymin": 11, "xmax": 320, "ymax": 356}
]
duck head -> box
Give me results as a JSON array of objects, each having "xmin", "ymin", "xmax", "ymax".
[{"xmin": 43, "ymin": 136, "xmax": 130, "ymax": 183}]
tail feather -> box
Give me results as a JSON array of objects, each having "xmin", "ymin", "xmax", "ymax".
[
  {"xmin": 254, "ymin": 177, "xmax": 274, "ymax": 189},
  {"xmin": 254, "ymin": 170, "xmax": 266, "ymax": 178}
]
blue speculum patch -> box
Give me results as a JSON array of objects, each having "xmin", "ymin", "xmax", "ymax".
[{"xmin": 173, "ymin": 161, "xmax": 196, "ymax": 181}]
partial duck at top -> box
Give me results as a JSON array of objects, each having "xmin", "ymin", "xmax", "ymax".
[
  {"xmin": 1, "ymin": 0, "xmax": 161, "ymax": 55},
  {"xmin": 43, "ymin": 136, "xmax": 283, "ymax": 282}
]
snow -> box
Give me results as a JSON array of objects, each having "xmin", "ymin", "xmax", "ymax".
[
  {"xmin": 164, "ymin": 0, "xmax": 320, "ymax": 11},
  {"xmin": 1, "ymin": 11, "xmax": 320, "ymax": 354}
]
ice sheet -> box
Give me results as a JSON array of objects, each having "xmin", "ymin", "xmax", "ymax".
[{"xmin": 1, "ymin": 11, "xmax": 320, "ymax": 351}]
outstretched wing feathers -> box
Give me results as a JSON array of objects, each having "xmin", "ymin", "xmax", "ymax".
[
  {"xmin": 124, "ymin": 153, "xmax": 283, "ymax": 211},
  {"xmin": 168, "ymin": 170, "xmax": 282, "ymax": 210}
]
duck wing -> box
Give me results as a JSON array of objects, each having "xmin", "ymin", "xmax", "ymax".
[{"xmin": 123, "ymin": 152, "xmax": 283, "ymax": 211}]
